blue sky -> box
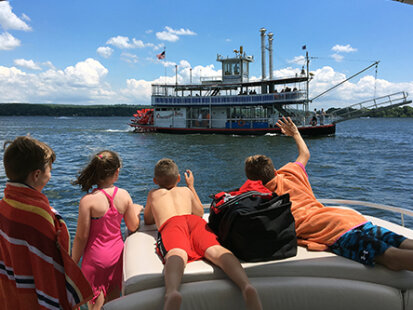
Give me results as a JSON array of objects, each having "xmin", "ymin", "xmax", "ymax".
[{"xmin": 0, "ymin": 0, "xmax": 412, "ymax": 108}]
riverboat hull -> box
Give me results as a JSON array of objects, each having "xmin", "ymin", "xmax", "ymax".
[{"xmin": 130, "ymin": 123, "xmax": 336, "ymax": 136}]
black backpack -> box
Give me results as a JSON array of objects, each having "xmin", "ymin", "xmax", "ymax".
[{"xmin": 208, "ymin": 191, "xmax": 297, "ymax": 262}]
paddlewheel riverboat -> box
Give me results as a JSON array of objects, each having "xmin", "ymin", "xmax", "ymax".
[
  {"xmin": 130, "ymin": 28, "xmax": 335, "ymax": 136},
  {"xmin": 130, "ymin": 28, "xmax": 411, "ymax": 136}
]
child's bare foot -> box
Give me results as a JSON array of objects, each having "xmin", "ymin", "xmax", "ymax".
[
  {"xmin": 242, "ymin": 284, "xmax": 262, "ymax": 310},
  {"xmin": 164, "ymin": 290, "xmax": 182, "ymax": 310}
]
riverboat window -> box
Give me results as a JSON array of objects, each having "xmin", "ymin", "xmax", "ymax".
[
  {"xmin": 233, "ymin": 63, "xmax": 239, "ymax": 75},
  {"xmin": 189, "ymin": 107, "xmax": 210, "ymax": 127},
  {"xmin": 224, "ymin": 63, "xmax": 231, "ymax": 75},
  {"xmin": 243, "ymin": 62, "xmax": 248, "ymax": 76},
  {"xmin": 254, "ymin": 106, "xmax": 266, "ymax": 119},
  {"xmin": 230, "ymin": 107, "xmax": 253, "ymax": 119},
  {"xmin": 223, "ymin": 62, "xmax": 241, "ymax": 76}
]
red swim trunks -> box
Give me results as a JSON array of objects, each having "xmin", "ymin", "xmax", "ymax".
[{"xmin": 156, "ymin": 214, "xmax": 220, "ymax": 263}]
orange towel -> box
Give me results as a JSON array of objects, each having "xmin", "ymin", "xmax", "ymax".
[{"xmin": 265, "ymin": 162, "xmax": 367, "ymax": 250}]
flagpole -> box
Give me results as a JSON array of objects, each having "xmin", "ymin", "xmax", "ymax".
[
  {"xmin": 164, "ymin": 65, "xmax": 167, "ymax": 96},
  {"xmin": 164, "ymin": 46, "xmax": 167, "ymax": 96}
]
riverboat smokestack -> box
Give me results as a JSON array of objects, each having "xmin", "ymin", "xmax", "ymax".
[
  {"xmin": 260, "ymin": 28, "xmax": 267, "ymax": 94},
  {"xmin": 268, "ymin": 32, "xmax": 274, "ymax": 93},
  {"xmin": 268, "ymin": 32, "xmax": 273, "ymax": 80},
  {"xmin": 260, "ymin": 28, "xmax": 266, "ymax": 81}
]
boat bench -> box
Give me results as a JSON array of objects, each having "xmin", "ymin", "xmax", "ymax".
[{"xmin": 104, "ymin": 213, "xmax": 413, "ymax": 310}]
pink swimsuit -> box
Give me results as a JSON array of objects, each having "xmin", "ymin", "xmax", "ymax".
[{"xmin": 81, "ymin": 187, "xmax": 124, "ymax": 303}]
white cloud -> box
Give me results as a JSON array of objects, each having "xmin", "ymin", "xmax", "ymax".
[
  {"xmin": 156, "ymin": 26, "xmax": 196, "ymax": 42},
  {"xmin": 64, "ymin": 58, "xmax": 108, "ymax": 86},
  {"xmin": 287, "ymin": 55, "xmax": 305, "ymax": 66},
  {"xmin": 1, "ymin": 56, "xmax": 411, "ymax": 108},
  {"xmin": 14, "ymin": 59, "xmax": 41, "ymax": 70},
  {"xmin": 161, "ymin": 60, "xmax": 177, "ymax": 67},
  {"xmin": 42, "ymin": 61, "xmax": 55, "ymax": 70},
  {"xmin": 0, "ymin": 58, "xmax": 117, "ymax": 104},
  {"xmin": 145, "ymin": 29, "xmax": 153, "ymax": 34},
  {"xmin": 225, "ymin": 38, "xmax": 231, "ymax": 42},
  {"xmin": 106, "ymin": 36, "xmax": 156, "ymax": 50},
  {"xmin": 121, "ymin": 52, "xmax": 138, "ymax": 63},
  {"xmin": 331, "ymin": 53, "xmax": 344, "ymax": 62},
  {"xmin": 306, "ymin": 65, "xmax": 411, "ymax": 108},
  {"xmin": 152, "ymin": 43, "xmax": 163, "ymax": 51},
  {"xmin": 0, "ymin": 32, "xmax": 20, "ymax": 50},
  {"xmin": 97, "ymin": 46, "xmax": 113, "ymax": 58},
  {"xmin": 106, "ymin": 36, "xmax": 134, "ymax": 49},
  {"xmin": 120, "ymin": 63, "xmax": 216, "ymax": 102},
  {"xmin": 21, "ymin": 13, "xmax": 30, "ymax": 22},
  {"xmin": 0, "ymin": 2, "xmax": 31, "ymax": 31},
  {"xmin": 273, "ymin": 67, "xmax": 302, "ymax": 79},
  {"xmin": 179, "ymin": 60, "xmax": 191, "ymax": 69},
  {"xmin": 331, "ymin": 44, "xmax": 357, "ymax": 53},
  {"xmin": 192, "ymin": 64, "xmax": 219, "ymax": 80},
  {"xmin": 120, "ymin": 79, "xmax": 152, "ymax": 103},
  {"xmin": 156, "ymin": 31, "xmax": 179, "ymax": 42}
]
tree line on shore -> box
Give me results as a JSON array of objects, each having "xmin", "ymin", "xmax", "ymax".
[
  {"xmin": 326, "ymin": 105, "xmax": 413, "ymax": 118},
  {"xmin": 0, "ymin": 103, "xmax": 146, "ymax": 116},
  {"xmin": 0, "ymin": 103, "xmax": 412, "ymax": 117}
]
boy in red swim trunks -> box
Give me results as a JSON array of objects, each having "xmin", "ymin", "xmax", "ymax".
[{"xmin": 144, "ymin": 158, "xmax": 262, "ymax": 310}]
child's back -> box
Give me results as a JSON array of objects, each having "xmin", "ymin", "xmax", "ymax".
[
  {"xmin": 72, "ymin": 150, "xmax": 141, "ymax": 309},
  {"xmin": 81, "ymin": 187, "xmax": 125, "ymax": 288},
  {"xmin": 146, "ymin": 186, "xmax": 199, "ymax": 228},
  {"xmin": 81, "ymin": 186, "xmax": 138, "ymax": 219},
  {"xmin": 144, "ymin": 158, "xmax": 262, "ymax": 310}
]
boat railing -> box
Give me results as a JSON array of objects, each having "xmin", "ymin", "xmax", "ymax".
[
  {"xmin": 200, "ymin": 76, "xmax": 222, "ymax": 83},
  {"xmin": 152, "ymin": 91, "xmax": 306, "ymax": 106},
  {"xmin": 319, "ymin": 199, "xmax": 413, "ymax": 227},
  {"xmin": 328, "ymin": 91, "xmax": 411, "ymax": 123}
]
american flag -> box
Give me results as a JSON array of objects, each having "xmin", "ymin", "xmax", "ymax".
[{"xmin": 157, "ymin": 51, "xmax": 165, "ymax": 60}]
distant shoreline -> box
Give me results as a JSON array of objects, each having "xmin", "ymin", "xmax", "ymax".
[
  {"xmin": 0, "ymin": 103, "xmax": 412, "ymax": 117},
  {"xmin": 0, "ymin": 103, "xmax": 149, "ymax": 117}
]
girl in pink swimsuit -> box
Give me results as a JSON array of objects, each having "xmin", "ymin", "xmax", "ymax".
[{"xmin": 71, "ymin": 150, "xmax": 142, "ymax": 310}]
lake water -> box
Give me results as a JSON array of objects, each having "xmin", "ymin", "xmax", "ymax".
[{"xmin": 1, "ymin": 116, "xmax": 413, "ymax": 237}]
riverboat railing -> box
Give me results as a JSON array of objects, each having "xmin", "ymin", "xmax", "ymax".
[
  {"xmin": 152, "ymin": 91, "xmax": 306, "ymax": 106},
  {"xmin": 328, "ymin": 91, "xmax": 411, "ymax": 123}
]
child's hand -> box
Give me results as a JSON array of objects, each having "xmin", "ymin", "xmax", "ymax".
[
  {"xmin": 184, "ymin": 169, "xmax": 195, "ymax": 189},
  {"xmin": 134, "ymin": 203, "xmax": 143, "ymax": 214},
  {"xmin": 276, "ymin": 116, "xmax": 299, "ymax": 137}
]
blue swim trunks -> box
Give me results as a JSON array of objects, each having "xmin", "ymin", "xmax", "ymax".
[{"xmin": 329, "ymin": 222, "xmax": 406, "ymax": 266}]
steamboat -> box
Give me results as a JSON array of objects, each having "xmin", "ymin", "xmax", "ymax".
[{"xmin": 130, "ymin": 28, "xmax": 410, "ymax": 136}]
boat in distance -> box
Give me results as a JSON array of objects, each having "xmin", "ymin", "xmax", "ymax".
[
  {"xmin": 130, "ymin": 28, "xmax": 336, "ymax": 136},
  {"xmin": 129, "ymin": 28, "xmax": 411, "ymax": 136}
]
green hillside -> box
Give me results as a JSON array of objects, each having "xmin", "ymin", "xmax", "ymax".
[{"xmin": 0, "ymin": 103, "xmax": 150, "ymax": 116}]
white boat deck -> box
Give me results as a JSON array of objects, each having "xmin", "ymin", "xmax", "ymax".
[{"xmin": 104, "ymin": 203, "xmax": 413, "ymax": 310}]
